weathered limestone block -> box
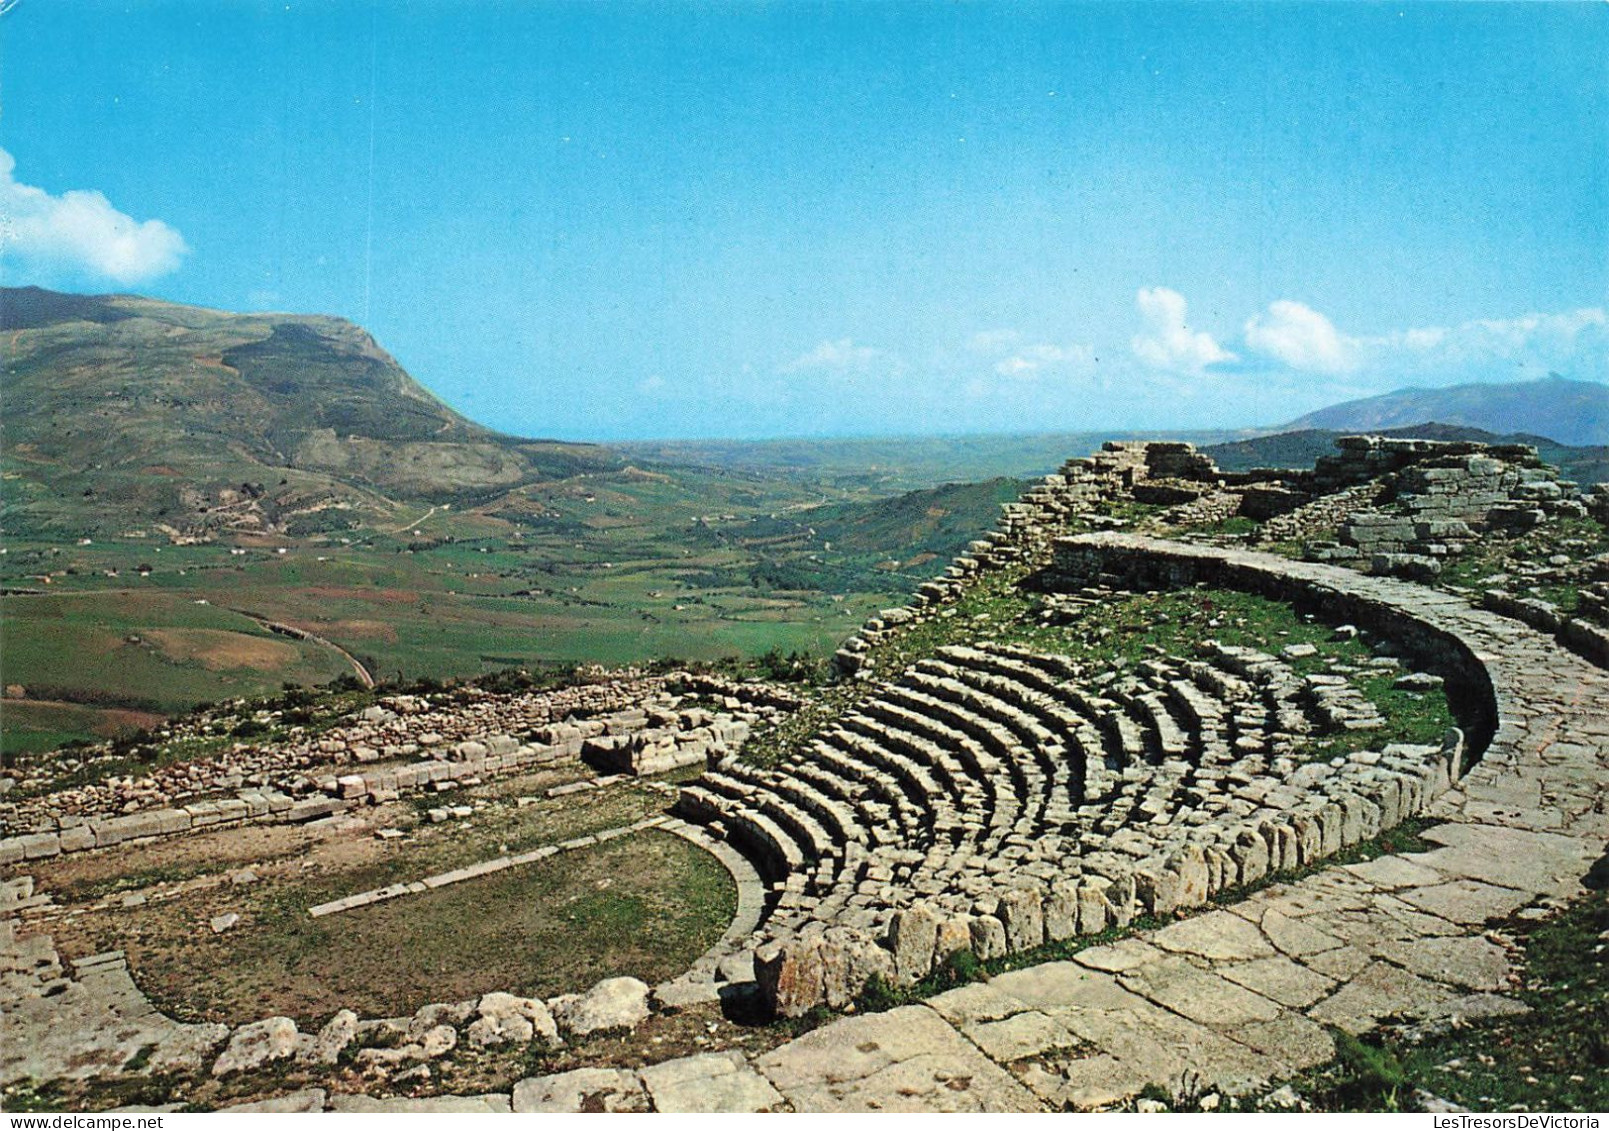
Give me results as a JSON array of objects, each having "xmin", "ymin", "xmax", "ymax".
[
  {"xmin": 755, "ymin": 933, "xmax": 828, "ymax": 1018},
  {"xmin": 220, "ymin": 1089, "xmax": 328, "ymax": 1113},
  {"xmin": 638, "ymin": 1050, "xmax": 784, "ymax": 1113},
  {"xmin": 1233, "ymin": 832, "xmax": 1269, "ymax": 887},
  {"xmin": 57, "ymin": 825, "xmax": 95, "ymax": 853},
  {"xmin": 1135, "ymin": 865, "xmax": 1180, "ymax": 917},
  {"xmin": 300, "ymin": 1009, "xmax": 358, "ymax": 1065},
  {"xmin": 419, "ymin": 1024, "xmax": 457, "ymax": 1058},
  {"xmin": 827, "ymin": 929, "xmax": 897, "ymax": 1009},
  {"xmin": 551, "ymin": 976, "xmax": 651, "ymax": 1038},
  {"xmin": 407, "ymin": 1000, "xmax": 476, "ymax": 1041},
  {"xmin": 1292, "ymin": 813, "xmax": 1323, "ymax": 867},
  {"xmin": 1043, "ymin": 881, "xmax": 1081, "ymax": 942},
  {"xmin": 969, "ymin": 914, "xmax": 1008, "ymax": 961},
  {"xmin": 933, "ymin": 914, "xmax": 975, "ymax": 967},
  {"xmin": 1077, "ymin": 882, "xmax": 1111, "ymax": 935},
  {"xmin": 998, "ymin": 887, "xmax": 1045, "ymax": 951},
  {"xmin": 18, "ymin": 832, "xmax": 60, "ymax": 860},
  {"xmin": 887, "ymin": 906, "xmax": 939, "ymax": 984},
  {"xmin": 512, "ymin": 1067, "xmax": 651, "ymax": 1113},
  {"xmin": 212, "ymin": 1017, "xmax": 299, "ymax": 1077},
  {"xmin": 147, "ymin": 1024, "xmax": 231, "ymax": 1075},
  {"xmin": 466, "ymin": 992, "xmax": 558, "ymax": 1047}
]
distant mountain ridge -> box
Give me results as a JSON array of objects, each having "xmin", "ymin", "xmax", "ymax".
[
  {"xmin": 0, "ymin": 286, "xmax": 620, "ymax": 537},
  {"xmin": 1282, "ymin": 374, "xmax": 1608, "ymax": 446},
  {"xmin": 1204, "ymin": 422, "xmax": 1609, "ymax": 485}
]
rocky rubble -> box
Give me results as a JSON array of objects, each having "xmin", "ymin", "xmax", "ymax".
[{"xmin": 0, "ymin": 673, "xmax": 793, "ymax": 864}]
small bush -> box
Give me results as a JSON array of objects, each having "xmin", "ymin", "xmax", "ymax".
[
  {"xmin": 855, "ymin": 973, "xmax": 910, "ymax": 1013},
  {"xmin": 1326, "ymin": 1031, "xmax": 1413, "ymax": 1111}
]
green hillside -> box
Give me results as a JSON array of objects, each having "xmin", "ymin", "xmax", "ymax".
[{"xmin": 0, "ymin": 289, "xmax": 1036, "ymax": 752}]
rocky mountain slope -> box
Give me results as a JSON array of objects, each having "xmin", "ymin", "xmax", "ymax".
[
  {"xmin": 0, "ymin": 287, "xmax": 620, "ymax": 539},
  {"xmin": 1282, "ymin": 374, "xmax": 1608, "ymax": 446}
]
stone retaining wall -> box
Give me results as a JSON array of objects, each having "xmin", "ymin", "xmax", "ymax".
[{"xmin": 1477, "ymin": 589, "xmax": 1609, "ymax": 670}]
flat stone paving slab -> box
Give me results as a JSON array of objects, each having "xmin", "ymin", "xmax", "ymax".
[
  {"xmin": 1015, "ymin": 1051, "xmax": 1133, "ymax": 1111},
  {"xmin": 989, "ymin": 962, "xmax": 1133, "ymax": 1012},
  {"xmin": 1306, "ymin": 960, "xmax": 1459, "ymax": 1035},
  {"xmin": 1398, "ymin": 878, "xmax": 1537, "ymax": 925},
  {"xmin": 963, "ymin": 1009, "xmax": 1083, "ymax": 1064},
  {"xmin": 1071, "ymin": 938, "xmax": 1165, "ymax": 973},
  {"xmin": 638, "ymin": 1050, "xmax": 784, "ymax": 1113},
  {"xmin": 1151, "ymin": 909, "xmax": 1275, "ymax": 961},
  {"xmin": 219, "ymin": 1089, "xmax": 327, "ymax": 1113},
  {"xmin": 329, "ymin": 1093, "xmax": 512, "ymax": 1112},
  {"xmin": 926, "ymin": 980, "xmax": 1032, "ymax": 1025},
  {"xmin": 512, "ymin": 1067, "xmax": 651, "ymax": 1113},
  {"xmin": 1231, "ymin": 1013, "xmax": 1336, "ymax": 1076},
  {"xmin": 1117, "ymin": 955, "xmax": 1284, "ymax": 1027},
  {"xmin": 1247, "ymin": 906, "xmax": 1345, "ymax": 958},
  {"xmin": 1372, "ymin": 935, "xmax": 1514, "ymax": 991},
  {"xmin": 1410, "ymin": 823, "xmax": 1598, "ymax": 896},
  {"xmin": 1342, "ymin": 854, "xmax": 1446, "ymax": 890},
  {"xmin": 1218, "ymin": 955, "xmax": 1337, "ymax": 1008},
  {"xmin": 752, "ymin": 1005, "xmax": 1039, "ymax": 1112}
]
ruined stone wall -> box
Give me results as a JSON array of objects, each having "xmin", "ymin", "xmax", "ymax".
[
  {"xmin": 0, "ymin": 672, "xmax": 786, "ymax": 864},
  {"xmin": 1299, "ymin": 440, "xmax": 1586, "ymax": 580}
]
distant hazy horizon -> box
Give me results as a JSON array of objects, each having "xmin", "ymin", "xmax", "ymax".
[{"xmin": 4, "ymin": 2, "xmax": 1605, "ymax": 442}]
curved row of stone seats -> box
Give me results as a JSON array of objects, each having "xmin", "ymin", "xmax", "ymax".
[
  {"xmin": 676, "ymin": 625, "xmax": 1396, "ymax": 1014},
  {"xmin": 912, "ymin": 655, "xmax": 1099, "ymax": 797},
  {"xmin": 690, "ymin": 633, "xmax": 1342, "ymax": 898},
  {"xmin": 691, "ymin": 770, "xmax": 841, "ymax": 868},
  {"xmin": 801, "ymin": 740, "xmax": 925, "ymax": 840}
]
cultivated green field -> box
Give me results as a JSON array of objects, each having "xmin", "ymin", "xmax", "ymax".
[{"xmin": 1, "ymin": 458, "xmax": 1025, "ymax": 755}]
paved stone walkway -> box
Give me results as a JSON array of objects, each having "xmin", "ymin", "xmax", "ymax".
[{"xmin": 10, "ymin": 538, "xmax": 1607, "ymax": 1112}]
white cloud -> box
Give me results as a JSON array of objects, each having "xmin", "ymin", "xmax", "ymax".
[
  {"xmin": 0, "ymin": 149, "xmax": 188, "ymax": 284},
  {"xmin": 1244, "ymin": 300, "xmax": 1354, "ymax": 374},
  {"xmin": 1240, "ymin": 299, "xmax": 1606, "ymax": 385},
  {"xmin": 1361, "ymin": 308, "xmax": 1607, "ymax": 375},
  {"xmin": 994, "ymin": 342, "xmax": 1095, "ymax": 377},
  {"xmin": 782, "ymin": 337, "xmax": 888, "ymax": 373},
  {"xmin": 1131, "ymin": 287, "xmax": 1235, "ymax": 374},
  {"xmin": 967, "ymin": 329, "xmax": 1021, "ymax": 354}
]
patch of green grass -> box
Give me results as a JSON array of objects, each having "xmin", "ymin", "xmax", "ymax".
[
  {"xmin": 1439, "ymin": 517, "xmax": 1609, "ymax": 612},
  {"xmin": 1181, "ymin": 515, "xmax": 1260, "ymax": 539},
  {"xmin": 106, "ymin": 829, "xmax": 734, "ymax": 1028},
  {"xmin": 54, "ymin": 861, "xmax": 217, "ymax": 905}
]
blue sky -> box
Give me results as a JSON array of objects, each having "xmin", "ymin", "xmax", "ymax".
[{"xmin": 3, "ymin": 1, "xmax": 1606, "ymax": 439}]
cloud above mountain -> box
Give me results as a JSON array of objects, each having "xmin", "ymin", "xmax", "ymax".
[
  {"xmin": 0, "ymin": 149, "xmax": 188, "ymax": 284},
  {"xmin": 1240, "ymin": 297, "xmax": 1607, "ymax": 385}
]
